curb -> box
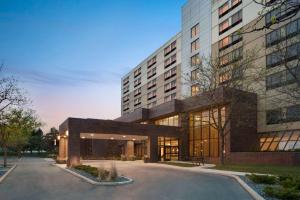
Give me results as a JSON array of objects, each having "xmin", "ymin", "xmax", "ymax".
[
  {"xmin": 52, "ymin": 164, "xmax": 134, "ymax": 186},
  {"xmin": 144, "ymin": 163, "xmax": 265, "ymax": 200},
  {"xmin": 0, "ymin": 164, "xmax": 17, "ymax": 184}
]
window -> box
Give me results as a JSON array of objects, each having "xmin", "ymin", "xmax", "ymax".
[
  {"xmin": 147, "ymin": 90, "xmax": 156, "ymax": 100},
  {"xmin": 259, "ymin": 130, "xmax": 300, "ymax": 152},
  {"xmin": 266, "ymin": 19, "xmax": 300, "ymax": 47},
  {"xmin": 191, "ymin": 69, "xmax": 200, "ymax": 81},
  {"xmin": 155, "ymin": 115, "xmax": 179, "ymax": 127},
  {"xmin": 219, "ymin": 47, "xmax": 243, "ymax": 67},
  {"xmin": 232, "ymin": 10, "xmax": 242, "ymax": 25},
  {"xmin": 219, "ymin": 19, "xmax": 229, "ymax": 34},
  {"xmin": 191, "ymin": 23, "xmax": 200, "ymax": 38},
  {"xmin": 219, "ymin": 36, "xmax": 230, "ymax": 49},
  {"xmin": 147, "ymin": 56, "xmax": 157, "ymax": 68},
  {"xmin": 266, "ymin": 42, "xmax": 300, "ymax": 68},
  {"xmin": 164, "ymin": 80, "xmax": 176, "ymax": 92},
  {"xmin": 164, "ymin": 54, "xmax": 176, "ymax": 68},
  {"xmin": 123, "ymin": 85, "xmax": 129, "ymax": 94},
  {"xmin": 164, "ymin": 67, "xmax": 177, "ymax": 80},
  {"xmin": 232, "ymin": 0, "xmax": 241, "ymax": 7},
  {"xmin": 219, "ymin": 10, "xmax": 242, "ymax": 35},
  {"xmin": 123, "ymin": 95, "xmax": 129, "ymax": 103},
  {"xmin": 147, "ymin": 79, "xmax": 156, "ymax": 89},
  {"xmin": 266, "ymin": 109, "xmax": 282, "ymax": 124},
  {"xmin": 134, "ymin": 68, "xmax": 141, "ymax": 77},
  {"xmin": 134, "ymin": 97, "xmax": 141, "ymax": 106},
  {"xmin": 164, "ymin": 41, "xmax": 177, "ymax": 56},
  {"xmin": 123, "ymin": 103, "xmax": 129, "ymax": 112},
  {"xmin": 164, "ymin": 93, "xmax": 176, "ymax": 102},
  {"xmin": 219, "ymin": 2, "xmax": 229, "ymax": 17},
  {"xmin": 191, "ymin": 54, "xmax": 201, "ymax": 66},
  {"xmin": 265, "ymin": 2, "xmax": 298, "ymax": 25},
  {"xmin": 266, "ymin": 104, "xmax": 300, "ymax": 124},
  {"xmin": 134, "ymin": 88, "xmax": 141, "ymax": 96},
  {"xmin": 286, "ymin": 105, "xmax": 300, "ymax": 122},
  {"xmin": 191, "ymin": 84, "xmax": 200, "ymax": 96},
  {"xmin": 134, "ymin": 77, "xmax": 141, "ymax": 87},
  {"xmin": 191, "ymin": 39, "xmax": 200, "ymax": 53},
  {"xmin": 147, "ymin": 67, "xmax": 156, "ymax": 79},
  {"xmin": 219, "ymin": 71, "xmax": 231, "ymax": 84},
  {"xmin": 219, "ymin": 30, "xmax": 243, "ymax": 51},
  {"xmin": 123, "ymin": 76, "xmax": 129, "ymax": 86}
]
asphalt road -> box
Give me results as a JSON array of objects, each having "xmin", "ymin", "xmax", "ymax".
[{"xmin": 0, "ymin": 158, "xmax": 253, "ymax": 200}]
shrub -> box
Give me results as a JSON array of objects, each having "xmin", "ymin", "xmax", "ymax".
[
  {"xmin": 121, "ymin": 154, "xmax": 126, "ymax": 161},
  {"xmin": 109, "ymin": 162, "xmax": 118, "ymax": 181},
  {"xmin": 74, "ymin": 165, "xmax": 98, "ymax": 177},
  {"xmin": 246, "ymin": 174, "xmax": 277, "ymax": 184},
  {"xmin": 264, "ymin": 186, "xmax": 300, "ymax": 200},
  {"xmin": 97, "ymin": 166, "xmax": 109, "ymax": 181},
  {"xmin": 280, "ymin": 177, "xmax": 300, "ymax": 190},
  {"xmin": 127, "ymin": 155, "xmax": 136, "ymax": 161}
]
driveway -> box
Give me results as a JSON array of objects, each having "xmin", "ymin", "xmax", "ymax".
[{"xmin": 0, "ymin": 158, "xmax": 253, "ymax": 200}]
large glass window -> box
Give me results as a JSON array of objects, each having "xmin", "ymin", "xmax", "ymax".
[
  {"xmin": 189, "ymin": 108, "xmax": 225, "ymax": 158},
  {"xmin": 155, "ymin": 115, "xmax": 179, "ymax": 127},
  {"xmin": 259, "ymin": 130, "xmax": 300, "ymax": 151}
]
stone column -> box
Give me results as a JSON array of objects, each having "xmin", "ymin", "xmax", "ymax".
[
  {"xmin": 67, "ymin": 130, "xmax": 81, "ymax": 167},
  {"xmin": 58, "ymin": 137, "xmax": 67, "ymax": 161},
  {"xmin": 125, "ymin": 141, "xmax": 134, "ymax": 159}
]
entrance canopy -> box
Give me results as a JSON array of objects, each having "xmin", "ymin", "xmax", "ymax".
[{"xmin": 58, "ymin": 118, "xmax": 184, "ymax": 166}]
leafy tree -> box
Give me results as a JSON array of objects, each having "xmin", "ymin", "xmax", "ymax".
[
  {"xmin": 27, "ymin": 128, "xmax": 44, "ymax": 153},
  {"xmin": 0, "ymin": 109, "xmax": 41, "ymax": 167},
  {"xmin": 42, "ymin": 127, "xmax": 59, "ymax": 154}
]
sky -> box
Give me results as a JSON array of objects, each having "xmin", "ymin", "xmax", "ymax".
[{"xmin": 0, "ymin": 0, "xmax": 186, "ymax": 132}]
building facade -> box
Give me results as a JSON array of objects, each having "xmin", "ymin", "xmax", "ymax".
[
  {"xmin": 58, "ymin": 0, "xmax": 300, "ymax": 166},
  {"xmin": 121, "ymin": 33, "xmax": 182, "ymax": 115}
]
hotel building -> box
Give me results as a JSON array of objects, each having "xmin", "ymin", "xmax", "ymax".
[{"xmin": 58, "ymin": 0, "xmax": 300, "ymax": 166}]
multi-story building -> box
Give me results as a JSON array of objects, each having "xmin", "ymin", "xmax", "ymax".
[
  {"xmin": 121, "ymin": 33, "xmax": 182, "ymax": 115},
  {"xmin": 58, "ymin": 0, "xmax": 300, "ymax": 166}
]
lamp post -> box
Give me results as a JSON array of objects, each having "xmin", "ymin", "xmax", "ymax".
[{"xmin": 90, "ymin": 134, "xmax": 94, "ymax": 158}]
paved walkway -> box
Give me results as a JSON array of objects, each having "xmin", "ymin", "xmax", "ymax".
[{"xmin": 0, "ymin": 158, "xmax": 253, "ymax": 200}]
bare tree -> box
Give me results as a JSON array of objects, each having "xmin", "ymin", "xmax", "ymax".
[
  {"xmin": 0, "ymin": 65, "xmax": 28, "ymax": 167},
  {"xmin": 184, "ymin": 48, "xmax": 262, "ymax": 164},
  {"xmin": 243, "ymin": 0, "xmax": 300, "ymax": 33}
]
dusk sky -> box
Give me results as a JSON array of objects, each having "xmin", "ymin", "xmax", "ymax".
[{"xmin": 0, "ymin": 0, "xmax": 186, "ymax": 132}]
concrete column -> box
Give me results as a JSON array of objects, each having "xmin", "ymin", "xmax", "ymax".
[
  {"xmin": 67, "ymin": 130, "xmax": 81, "ymax": 167},
  {"xmin": 125, "ymin": 141, "xmax": 134, "ymax": 158},
  {"xmin": 148, "ymin": 136, "xmax": 158, "ymax": 162}
]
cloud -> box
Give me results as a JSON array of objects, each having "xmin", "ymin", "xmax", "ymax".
[{"xmin": 5, "ymin": 66, "xmax": 121, "ymax": 87}]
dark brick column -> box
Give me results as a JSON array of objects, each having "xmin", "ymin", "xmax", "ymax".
[
  {"xmin": 67, "ymin": 129, "xmax": 81, "ymax": 167},
  {"xmin": 179, "ymin": 113, "xmax": 189, "ymax": 161},
  {"xmin": 148, "ymin": 135, "xmax": 158, "ymax": 162}
]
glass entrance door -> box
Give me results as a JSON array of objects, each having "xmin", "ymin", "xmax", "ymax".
[{"xmin": 158, "ymin": 137, "xmax": 179, "ymax": 161}]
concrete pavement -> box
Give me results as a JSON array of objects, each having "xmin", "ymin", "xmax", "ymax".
[{"xmin": 0, "ymin": 158, "xmax": 253, "ymax": 200}]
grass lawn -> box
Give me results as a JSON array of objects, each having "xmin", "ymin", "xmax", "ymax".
[
  {"xmin": 159, "ymin": 162, "xmax": 195, "ymax": 167},
  {"xmin": 213, "ymin": 164, "xmax": 300, "ymax": 177}
]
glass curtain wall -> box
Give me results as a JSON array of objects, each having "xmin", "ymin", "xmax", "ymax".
[
  {"xmin": 260, "ymin": 130, "xmax": 300, "ymax": 151},
  {"xmin": 189, "ymin": 107, "xmax": 225, "ymax": 158}
]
